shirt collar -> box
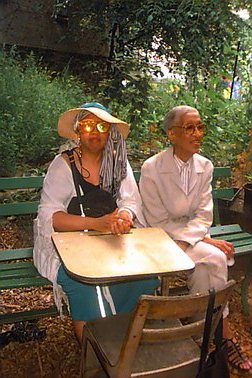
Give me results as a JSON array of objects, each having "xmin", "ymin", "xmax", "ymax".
[{"xmin": 173, "ymin": 154, "xmax": 193, "ymax": 169}]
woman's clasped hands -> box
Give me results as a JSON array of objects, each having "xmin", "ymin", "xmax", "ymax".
[{"xmin": 96, "ymin": 209, "xmax": 133, "ymax": 234}]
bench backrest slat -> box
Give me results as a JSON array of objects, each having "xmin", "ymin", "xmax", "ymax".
[
  {"xmin": 211, "ymin": 167, "xmax": 233, "ymax": 225},
  {"xmin": 209, "ymin": 224, "xmax": 242, "ymax": 236},
  {"xmin": 133, "ymin": 171, "xmax": 141, "ymax": 182},
  {"xmin": 0, "ymin": 176, "xmax": 44, "ymax": 189},
  {"xmin": 0, "ymin": 202, "xmax": 39, "ymax": 216},
  {"xmin": 212, "ymin": 167, "xmax": 231, "ymax": 178}
]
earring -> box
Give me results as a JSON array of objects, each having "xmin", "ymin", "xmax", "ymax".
[{"xmin": 77, "ymin": 136, "xmax": 82, "ymax": 158}]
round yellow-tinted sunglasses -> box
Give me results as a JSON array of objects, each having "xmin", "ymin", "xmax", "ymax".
[{"xmin": 78, "ymin": 120, "xmax": 110, "ymax": 134}]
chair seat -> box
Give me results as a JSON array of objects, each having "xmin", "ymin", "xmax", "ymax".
[
  {"xmin": 86, "ymin": 313, "xmax": 200, "ymax": 377},
  {"xmin": 133, "ymin": 339, "xmax": 199, "ymax": 376}
]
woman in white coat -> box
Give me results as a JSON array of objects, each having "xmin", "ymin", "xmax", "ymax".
[{"xmin": 140, "ymin": 105, "xmax": 252, "ymax": 373}]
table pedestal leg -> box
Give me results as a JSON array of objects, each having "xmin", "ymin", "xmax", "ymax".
[{"xmin": 161, "ymin": 277, "xmax": 170, "ymax": 296}]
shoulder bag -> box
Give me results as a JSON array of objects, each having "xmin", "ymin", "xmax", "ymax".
[{"xmin": 197, "ymin": 289, "xmax": 230, "ymax": 378}]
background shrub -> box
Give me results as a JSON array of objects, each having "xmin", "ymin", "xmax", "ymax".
[
  {"xmin": 0, "ymin": 50, "xmax": 251, "ymax": 176},
  {"xmin": 0, "ymin": 50, "xmax": 90, "ymax": 176},
  {"xmin": 124, "ymin": 77, "xmax": 252, "ymax": 167}
]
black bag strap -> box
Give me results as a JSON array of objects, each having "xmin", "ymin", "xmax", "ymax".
[
  {"xmin": 198, "ymin": 289, "xmax": 216, "ymax": 372},
  {"xmin": 213, "ymin": 313, "xmax": 224, "ymax": 351},
  {"xmin": 65, "ymin": 149, "xmax": 84, "ymax": 215}
]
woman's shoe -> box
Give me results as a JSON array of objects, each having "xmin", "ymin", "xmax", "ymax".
[{"xmin": 225, "ymin": 337, "xmax": 252, "ymax": 372}]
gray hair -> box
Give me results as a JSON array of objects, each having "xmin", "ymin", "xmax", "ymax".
[
  {"xmin": 100, "ymin": 125, "xmax": 127, "ymax": 198},
  {"xmin": 73, "ymin": 109, "xmax": 89, "ymax": 133},
  {"xmin": 163, "ymin": 105, "xmax": 199, "ymax": 131}
]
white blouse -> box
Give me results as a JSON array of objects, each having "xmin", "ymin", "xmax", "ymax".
[{"xmin": 173, "ymin": 154, "xmax": 193, "ymax": 195}]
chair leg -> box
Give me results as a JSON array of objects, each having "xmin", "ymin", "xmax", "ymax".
[
  {"xmin": 241, "ymin": 265, "xmax": 252, "ymax": 316},
  {"xmin": 80, "ymin": 332, "xmax": 88, "ymax": 377}
]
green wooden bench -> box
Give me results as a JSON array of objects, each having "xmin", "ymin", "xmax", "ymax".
[
  {"xmin": 0, "ymin": 176, "xmax": 59, "ymax": 324},
  {"xmin": 211, "ymin": 167, "xmax": 252, "ymax": 316},
  {"xmin": 0, "ymin": 167, "xmax": 251, "ymax": 325}
]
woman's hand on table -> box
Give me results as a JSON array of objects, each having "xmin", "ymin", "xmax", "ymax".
[
  {"xmin": 94, "ymin": 209, "xmax": 132, "ymax": 234},
  {"xmin": 94, "ymin": 210, "xmax": 119, "ymax": 232}
]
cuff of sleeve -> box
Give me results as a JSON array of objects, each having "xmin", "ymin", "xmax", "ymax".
[{"xmin": 118, "ymin": 207, "xmax": 135, "ymax": 220}]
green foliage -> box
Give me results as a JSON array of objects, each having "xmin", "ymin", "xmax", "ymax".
[
  {"xmin": 0, "ymin": 45, "xmax": 251, "ymax": 176},
  {"xmin": 125, "ymin": 77, "xmax": 252, "ymax": 167},
  {"xmin": 0, "ymin": 49, "xmax": 91, "ymax": 176},
  {"xmin": 55, "ymin": 0, "xmax": 250, "ymax": 83},
  {"xmin": 53, "ymin": 0, "xmax": 251, "ymax": 141},
  {"xmin": 94, "ymin": 57, "xmax": 153, "ymax": 130}
]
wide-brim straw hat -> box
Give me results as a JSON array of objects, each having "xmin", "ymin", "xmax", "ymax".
[{"xmin": 58, "ymin": 104, "xmax": 130, "ymax": 140}]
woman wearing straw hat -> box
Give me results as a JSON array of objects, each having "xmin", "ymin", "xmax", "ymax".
[{"xmin": 33, "ymin": 102, "xmax": 159, "ymax": 343}]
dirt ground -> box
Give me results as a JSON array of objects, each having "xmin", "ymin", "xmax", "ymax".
[{"xmin": 0, "ymin": 218, "xmax": 252, "ymax": 377}]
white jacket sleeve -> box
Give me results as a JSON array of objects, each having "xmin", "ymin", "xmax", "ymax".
[
  {"xmin": 174, "ymin": 168, "xmax": 213, "ymax": 245},
  {"xmin": 33, "ymin": 155, "xmax": 74, "ymax": 282},
  {"xmin": 38, "ymin": 155, "xmax": 74, "ymax": 216}
]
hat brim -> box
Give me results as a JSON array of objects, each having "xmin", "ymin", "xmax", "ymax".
[{"xmin": 58, "ymin": 107, "xmax": 130, "ymax": 140}]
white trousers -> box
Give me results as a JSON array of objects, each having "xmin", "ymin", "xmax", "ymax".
[{"xmin": 186, "ymin": 241, "xmax": 229, "ymax": 318}]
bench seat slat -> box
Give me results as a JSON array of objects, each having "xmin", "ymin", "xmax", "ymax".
[
  {"xmin": 211, "ymin": 238, "xmax": 252, "ymax": 251},
  {"xmin": 213, "ymin": 233, "xmax": 252, "ymax": 242},
  {"xmin": 210, "ymin": 224, "xmax": 242, "ymax": 236},
  {"xmin": 0, "ymin": 248, "xmax": 33, "ymax": 261},
  {"xmin": 218, "ymin": 237, "xmax": 252, "ymax": 246},
  {"xmin": 0, "ymin": 261, "xmax": 34, "ymax": 271},
  {"xmin": 0, "ymin": 307, "xmax": 58, "ymax": 325},
  {"xmin": 0, "ymin": 266, "xmax": 40, "ymax": 279},
  {"xmin": 0, "ymin": 276, "xmax": 51, "ymax": 289},
  {"xmin": 213, "ymin": 238, "xmax": 252, "ymax": 248},
  {"xmin": 234, "ymin": 245, "xmax": 252, "ymax": 255},
  {"xmin": 232, "ymin": 240, "xmax": 252, "ymax": 248}
]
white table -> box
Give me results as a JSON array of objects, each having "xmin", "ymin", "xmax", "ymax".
[{"xmin": 52, "ymin": 227, "xmax": 195, "ymax": 284}]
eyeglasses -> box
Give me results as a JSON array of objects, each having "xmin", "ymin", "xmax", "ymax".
[
  {"xmin": 78, "ymin": 120, "xmax": 110, "ymax": 134},
  {"xmin": 174, "ymin": 123, "xmax": 205, "ymax": 135}
]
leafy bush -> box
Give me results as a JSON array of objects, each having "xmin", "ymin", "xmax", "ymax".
[
  {"xmin": 0, "ymin": 49, "xmax": 251, "ymax": 176},
  {"xmin": 0, "ymin": 50, "xmax": 90, "ymax": 176},
  {"xmin": 125, "ymin": 77, "xmax": 251, "ymax": 167}
]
